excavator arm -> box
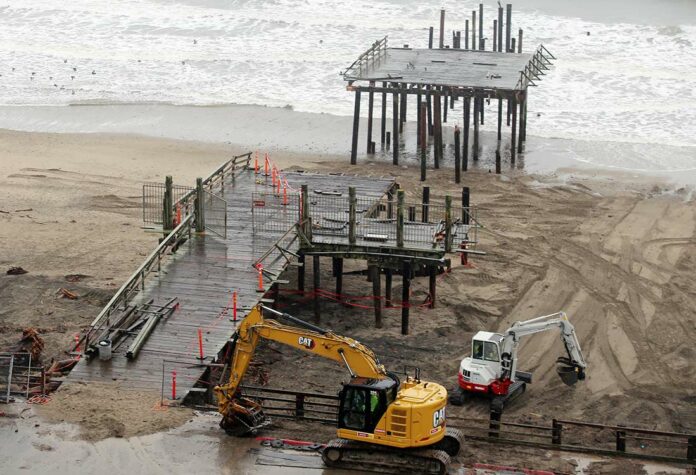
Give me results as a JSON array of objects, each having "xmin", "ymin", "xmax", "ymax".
[
  {"xmin": 500, "ymin": 311, "xmax": 587, "ymax": 386},
  {"xmin": 214, "ymin": 305, "xmax": 387, "ymax": 433}
]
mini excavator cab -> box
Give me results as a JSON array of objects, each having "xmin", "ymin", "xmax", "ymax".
[{"xmin": 338, "ymin": 377, "xmax": 398, "ymax": 433}]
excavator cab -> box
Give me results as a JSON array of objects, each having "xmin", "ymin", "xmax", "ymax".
[{"xmin": 338, "ymin": 376, "xmax": 398, "ymax": 433}]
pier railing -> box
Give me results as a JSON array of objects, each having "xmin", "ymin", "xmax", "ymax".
[
  {"xmin": 516, "ymin": 44, "xmax": 554, "ymax": 90},
  {"xmin": 343, "ymin": 36, "xmax": 388, "ymax": 79}
]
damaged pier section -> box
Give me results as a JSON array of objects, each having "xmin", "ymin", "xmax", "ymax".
[
  {"xmin": 64, "ymin": 154, "xmax": 478, "ymax": 404},
  {"xmin": 344, "ymin": 3, "xmax": 554, "ymax": 178}
]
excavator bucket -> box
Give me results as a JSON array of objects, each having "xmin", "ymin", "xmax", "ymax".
[{"xmin": 556, "ymin": 361, "xmax": 579, "ymax": 386}]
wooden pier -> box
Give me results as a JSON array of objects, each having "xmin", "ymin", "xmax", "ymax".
[
  {"xmin": 344, "ymin": 3, "xmax": 554, "ymax": 179},
  {"xmin": 66, "ymin": 155, "xmax": 477, "ymax": 403}
]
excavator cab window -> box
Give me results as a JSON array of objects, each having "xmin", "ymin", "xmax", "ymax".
[
  {"xmin": 483, "ymin": 342, "xmax": 500, "ymax": 362},
  {"xmin": 338, "ymin": 382, "xmax": 390, "ymax": 433},
  {"xmin": 472, "ymin": 340, "xmax": 484, "ymax": 359}
]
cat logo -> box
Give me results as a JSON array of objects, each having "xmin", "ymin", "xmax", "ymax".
[
  {"xmin": 298, "ymin": 336, "xmax": 315, "ymax": 349},
  {"xmin": 432, "ymin": 407, "xmax": 446, "ymax": 428}
]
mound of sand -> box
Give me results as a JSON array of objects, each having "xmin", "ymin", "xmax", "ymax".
[{"xmin": 36, "ymin": 382, "xmax": 192, "ymax": 441}]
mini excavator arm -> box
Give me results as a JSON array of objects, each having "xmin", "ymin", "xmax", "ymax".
[
  {"xmin": 214, "ymin": 305, "xmax": 387, "ymax": 430},
  {"xmin": 500, "ymin": 311, "xmax": 587, "ymax": 385}
]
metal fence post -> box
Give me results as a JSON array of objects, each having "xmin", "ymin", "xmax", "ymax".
[
  {"xmin": 396, "ymin": 190, "xmax": 405, "ymax": 247},
  {"xmin": 195, "ymin": 177, "xmax": 205, "ymax": 233},
  {"xmin": 349, "ymin": 187, "xmax": 357, "ymax": 245}
]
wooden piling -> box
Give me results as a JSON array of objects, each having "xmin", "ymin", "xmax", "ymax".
[
  {"xmin": 350, "ymin": 89, "xmax": 361, "ymax": 165},
  {"xmin": 164, "ymin": 175, "xmax": 173, "ymax": 231},
  {"xmin": 463, "ymin": 96, "xmax": 470, "ymax": 171},
  {"xmin": 429, "ymin": 265, "xmax": 437, "ymax": 309},
  {"xmin": 511, "ymin": 95, "xmax": 518, "ymax": 163},
  {"xmin": 367, "ymin": 83, "xmax": 374, "ymax": 154},
  {"xmin": 479, "ymin": 3, "xmax": 484, "ymax": 50},
  {"xmin": 428, "ymin": 27, "xmax": 434, "ymax": 49},
  {"xmin": 472, "ymin": 11, "xmax": 477, "ymax": 50},
  {"xmin": 473, "ymin": 96, "xmax": 480, "ymax": 160},
  {"xmin": 445, "ymin": 195, "xmax": 453, "ymax": 252},
  {"xmin": 462, "ymin": 187, "xmax": 470, "ymax": 225},
  {"xmin": 400, "ymin": 86, "xmax": 407, "ymax": 133},
  {"xmin": 517, "ymin": 95, "xmax": 524, "ymax": 152},
  {"xmin": 433, "ymin": 92, "xmax": 442, "ymax": 168},
  {"xmin": 416, "ymin": 88, "xmax": 422, "ymax": 147},
  {"xmin": 371, "ymin": 265, "xmax": 382, "ymax": 328},
  {"xmin": 195, "ymin": 177, "xmax": 205, "ymax": 232},
  {"xmin": 498, "ymin": 6, "xmax": 504, "ymax": 52},
  {"xmin": 334, "ymin": 258, "xmax": 343, "ymax": 297},
  {"xmin": 313, "ymin": 255, "xmax": 321, "ymax": 323},
  {"xmin": 422, "ymin": 186, "xmax": 430, "ymax": 222},
  {"xmin": 493, "ymin": 20, "xmax": 498, "ymax": 52},
  {"xmin": 497, "ymin": 98, "xmax": 503, "ymax": 140},
  {"xmin": 518, "ymin": 28, "xmax": 523, "ymax": 53},
  {"xmin": 427, "ymin": 86, "xmax": 433, "ymax": 136},
  {"xmin": 454, "ymin": 126, "xmax": 461, "ymax": 184},
  {"xmin": 505, "ymin": 3, "xmax": 512, "ymax": 52},
  {"xmin": 419, "ymin": 101, "xmax": 427, "ymax": 182},
  {"xmin": 465, "ymin": 20, "xmax": 469, "ymax": 49},
  {"xmin": 381, "ymin": 82, "xmax": 387, "ymax": 146},
  {"xmin": 443, "ymin": 89, "xmax": 448, "ymax": 123},
  {"xmin": 480, "ymin": 96, "xmax": 485, "ymax": 125},
  {"xmin": 401, "ymin": 261, "xmax": 411, "ymax": 335},
  {"xmin": 511, "ymin": 37, "xmax": 516, "ymax": 53},
  {"xmin": 297, "ymin": 252, "xmax": 305, "ymax": 293},
  {"xmin": 396, "ymin": 190, "xmax": 405, "ymax": 247},
  {"xmin": 495, "ymin": 146, "xmax": 501, "ymax": 174},
  {"xmin": 385, "ymin": 269, "xmax": 393, "ymax": 307},
  {"xmin": 349, "ymin": 186, "xmax": 357, "ymax": 244},
  {"xmin": 439, "ymin": 9, "xmax": 445, "ymax": 48},
  {"xmin": 392, "ymin": 89, "xmax": 399, "ymax": 165}
]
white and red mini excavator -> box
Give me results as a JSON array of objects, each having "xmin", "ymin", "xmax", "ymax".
[{"xmin": 450, "ymin": 311, "xmax": 587, "ymax": 412}]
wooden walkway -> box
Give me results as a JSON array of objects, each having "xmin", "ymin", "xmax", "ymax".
[{"xmin": 66, "ymin": 169, "xmax": 394, "ymax": 400}]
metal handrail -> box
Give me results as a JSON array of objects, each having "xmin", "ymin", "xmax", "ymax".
[
  {"xmin": 88, "ymin": 213, "xmax": 194, "ymax": 330},
  {"xmin": 343, "ymin": 36, "xmax": 388, "ymax": 79}
]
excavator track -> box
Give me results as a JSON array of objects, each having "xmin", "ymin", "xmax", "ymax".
[{"xmin": 321, "ymin": 438, "xmax": 453, "ymax": 474}]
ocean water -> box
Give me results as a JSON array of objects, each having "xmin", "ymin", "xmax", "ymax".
[{"xmin": 0, "ymin": 0, "xmax": 695, "ymax": 172}]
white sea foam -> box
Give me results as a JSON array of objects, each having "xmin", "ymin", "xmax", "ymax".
[{"xmin": 0, "ymin": 0, "xmax": 695, "ymax": 162}]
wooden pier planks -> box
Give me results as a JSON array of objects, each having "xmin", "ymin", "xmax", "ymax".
[{"xmin": 66, "ymin": 169, "xmax": 395, "ymax": 400}]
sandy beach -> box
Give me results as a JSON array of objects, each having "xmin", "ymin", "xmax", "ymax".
[{"xmin": 0, "ymin": 123, "xmax": 694, "ymax": 473}]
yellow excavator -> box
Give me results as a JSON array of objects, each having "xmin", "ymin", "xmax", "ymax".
[{"xmin": 214, "ymin": 305, "xmax": 463, "ymax": 474}]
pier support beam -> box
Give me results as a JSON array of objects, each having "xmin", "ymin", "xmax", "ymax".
[
  {"xmin": 350, "ymin": 89, "xmax": 361, "ymax": 165},
  {"xmin": 313, "ymin": 256, "xmax": 321, "ymax": 323},
  {"xmin": 385, "ymin": 269, "xmax": 393, "ymax": 307},
  {"xmin": 298, "ymin": 252, "xmax": 305, "ymax": 293},
  {"xmin": 401, "ymin": 261, "xmax": 411, "ymax": 335},
  {"xmin": 429, "ymin": 265, "xmax": 437, "ymax": 308},
  {"xmin": 367, "ymin": 83, "xmax": 374, "ymax": 154},
  {"xmin": 463, "ymin": 96, "xmax": 470, "ymax": 171},
  {"xmin": 380, "ymin": 82, "xmax": 387, "ymax": 146},
  {"xmin": 433, "ymin": 92, "xmax": 442, "ymax": 168},
  {"xmin": 371, "ymin": 265, "xmax": 382, "ymax": 328},
  {"xmin": 392, "ymin": 89, "xmax": 399, "ymax": 165},
  {"xmin": 497, "ymin": 98, "xmax": 503, "ymax": 141},
  {"xmin": 473, "ymin": 96, "xmax": 480, "ymax": 160},
  {"xmin": 335, "ymin": 257, "xmax": 343, "ymax": 297},
  {"xmin": 511, "ymin": 96, "xmax": 518, "ymax": 163}
]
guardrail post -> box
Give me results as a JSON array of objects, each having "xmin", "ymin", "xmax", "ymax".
[
  {"xmin": 163, "ymin": 175, "xmax": 173, "ymax": 232},
  {"xmin": 396, "ymin": 190, "xmax": 404, "ymax": 247},
  {"xmin": 301, "ymin": 184, "xmax": 311, "ymax": 242},
  {"xmin": 445, "ymin": 195, "xmax": 452, "ymax": 252},
  {"xmin": 687, "ymin": 435, "xmax": 695, "ymax": 461},
  {"xmin": 295, "ymin": 394, "xmax": 305, "ymax": 420},
  {"xmin": 616, "ymin": 428, "xmax": 626, "ymax": 453},
  {"xmin": 195, "ymin": 177, "xmax": 205, "ymax": 233},
  {"xmin": 349, "ymin": 187, "xmax": 357, "ymax": 245},
  {"xmin": 552, "ymin": 419, "xmax": 562, "ymax": 445}
]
